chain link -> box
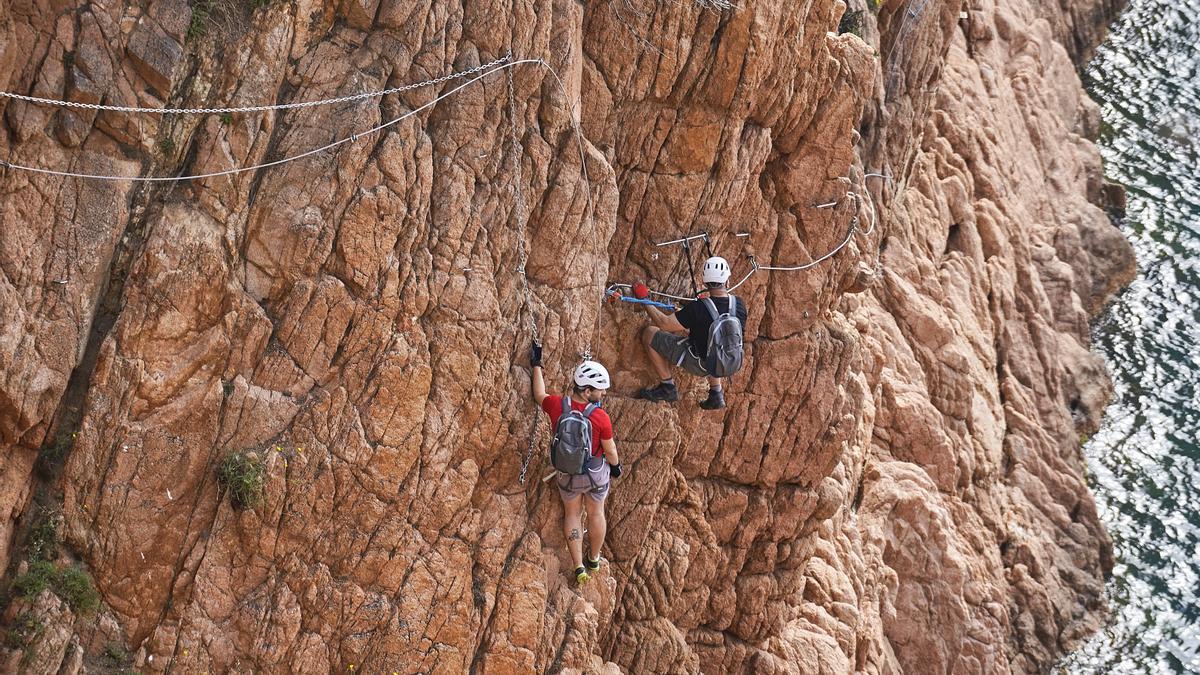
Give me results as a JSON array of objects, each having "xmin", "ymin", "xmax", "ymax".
[
  {"xmin": 507, "ymin": 57, "xmax": 538, "ymax": 344},
  {"xmin": 518, "ymin": 422, "xmax": 540, "ymax": 484},
  {"xmin": 508, "ymin": 54, "xmax": 543, "ymax": 485},
  {"xmin": 0, "ymin": 56, "xmax": 511, "ymax": 115}
]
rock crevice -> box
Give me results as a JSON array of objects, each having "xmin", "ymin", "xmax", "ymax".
[{"xmin": 1, "ymin": 0, "xmax": 1133, "ymax": 672}]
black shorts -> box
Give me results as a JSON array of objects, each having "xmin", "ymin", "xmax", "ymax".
[{"xmin": 650, "ymin": 331, "xmax": 708, "ymax": 377}]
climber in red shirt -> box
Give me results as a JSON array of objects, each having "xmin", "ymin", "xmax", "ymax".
[{"xmin": 531, "ymin": 345, "xmax": 622, "ymax": 585}]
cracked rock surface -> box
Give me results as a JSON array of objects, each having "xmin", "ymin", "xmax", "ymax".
[{"xmin": 0, "ymin": 0, "xmax": 1133, "ymax": 671}]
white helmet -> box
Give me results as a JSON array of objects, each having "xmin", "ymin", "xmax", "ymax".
[
  {"xmin": 702, "ymin": 256, "xmax": 731, "ymax": 284},
  {"xmin": 573, "ymin": 360, "xmax": 611, "ymax": 390}
]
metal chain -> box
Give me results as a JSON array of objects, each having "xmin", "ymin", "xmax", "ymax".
[
  {"xmin": 0, "ymin": 56, "xmax": 511, "ymax": 114},
  {"xmin": 508, "ymin": 54, "xmax": 542, "ymax": 485},
  {"xmin": 507, "ymin": 57, "xmax": 538, "ymax": 344},
  {"xmin": 518, "ymin": 422, "xmax": 540, "ymax": 485}
]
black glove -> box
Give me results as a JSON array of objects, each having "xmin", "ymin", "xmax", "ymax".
[
  {"xmin": 530, "ymin": 341, "xmax": 543, "ymax": 368},
  {"xmin": 609, "ymin": 463, "xmax": 622, "ymax": 479}
]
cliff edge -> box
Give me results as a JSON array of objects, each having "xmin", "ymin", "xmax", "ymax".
[{"xmin": 0, "ymin": 0, "xmax": 1134, "ymax": 671}]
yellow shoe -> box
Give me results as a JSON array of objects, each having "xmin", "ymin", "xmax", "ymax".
[{"xmin": 574, "ymin": 566, "xmax": 591, "ymax": 585}]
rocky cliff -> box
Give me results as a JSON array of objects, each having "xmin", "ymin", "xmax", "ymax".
[{"xmin": 0, "ymin": 0, "xmax": 1135, "ymax": 672}]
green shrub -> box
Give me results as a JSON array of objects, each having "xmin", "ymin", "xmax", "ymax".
[
  {"xmin": 189, "ymin": 0, "xmax": 272, "ymax": 43},
  {"xmin": 11, "ymin": 561, "xmax": 99, "ymax": 614},
  {"xmin": 26, "ymin": 511, "xmax": 60, "ymax": 562},
  {"xmin": 839, "ymin": 10, "xmax": 864, "ymax": 38},
  {"xmin": 218, "ymin": 451, "xmax": 266, "ymax": 509},
  {"xmin": 103, "ymin": 640, "xmax": 131, "ymax": 665},
  {"xmin": 4, "ymin": 612, "xmax": 43, "ymax": 649},
  {"xmin": 188, "ymin": 0, "xmax": 214, "ymax": 41},
  {"xmin": 55, "ymin": 565, "xmax": 99, "ymax": 614},
  {"xmin": 867, "ymin": 0, "xmax": 882, "ymax": 11},
  {"xmin": 12, "ymin": 561, "xmax": 56, "ymax": 599},
  {"xmin": 39, "ymin": 433, "xmax": 74, "ymax": 464}
]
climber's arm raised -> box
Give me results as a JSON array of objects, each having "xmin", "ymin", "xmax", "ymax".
[{"xmin": 530, "ymin": 342, "xmax": 549, "ymax": 405}]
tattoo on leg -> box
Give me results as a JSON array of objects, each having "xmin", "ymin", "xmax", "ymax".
[{"xmin": 569, "ymin": 528, "xmax": 581, "ymax": 541}]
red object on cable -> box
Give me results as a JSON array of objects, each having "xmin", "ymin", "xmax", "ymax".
[{"xmin": 632, "ymin": 282, "xmax": 650, "ymax": 299}]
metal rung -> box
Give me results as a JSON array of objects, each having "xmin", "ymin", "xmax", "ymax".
[{"xmin": 655, "ymin": 232, "xmax": 710, "ymax": 247}]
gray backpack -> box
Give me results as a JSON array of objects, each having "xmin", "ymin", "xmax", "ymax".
[
  {"xmin": 551, "ymin": 398, "xmax": 600, "ymax": 475},
  {"xmin": 701, "ymin": 295, "xmax": 744, "ymax": 377}
]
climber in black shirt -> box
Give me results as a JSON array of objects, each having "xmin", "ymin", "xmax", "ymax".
[{"xmin": 633, "ymin": 257, "xmax": 748, "ymax": 410}]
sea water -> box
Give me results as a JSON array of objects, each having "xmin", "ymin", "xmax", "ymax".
[{"xmin": 1061, "ymin": 0, "xmax": 1200, "ymax": 672}]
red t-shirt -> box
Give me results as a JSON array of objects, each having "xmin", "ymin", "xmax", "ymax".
[{"xmin": 541, "ymin": 395, "xmax": 613, "ymax": 457}]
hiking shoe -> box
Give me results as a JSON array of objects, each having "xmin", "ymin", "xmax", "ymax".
[
  {"xmin": 636, "ymin": 382, "xmax": 679, "ymax": 402},
  {"xmin": 699, "ymin": 389, "xmax": 726, "ymax": 410},
  {"xmin": 585, "ymin": 556, "xmax": 602, "ymax": 572},
  {"xmin": 574, "ymin": 566, "xmax": 591, "ymax": 585}
]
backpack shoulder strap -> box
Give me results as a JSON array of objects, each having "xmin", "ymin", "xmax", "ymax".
[
  {"xmin": 702, "ymin": 296, "xmax": 720, "ymax": 321},
  {"xmin": 582, "ymin": 402, "xmax": 600, "ymax": 419},
  {"xmin": 561, "ymin": 396, "xmax": 571, "ymax": 417},
  {"xmin": 728, "ymin": 294, "xmax": 737, "ymax": 317}
]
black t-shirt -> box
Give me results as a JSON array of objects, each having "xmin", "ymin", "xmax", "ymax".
[{"xmin": 675, "ymin": 295, "xmax": 748, "ymax": 359}]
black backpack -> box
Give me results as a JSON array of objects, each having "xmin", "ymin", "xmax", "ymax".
[
  {"xmin": 551, "ymin": 398, "xmax": 600, "ymax": 474},
  {"xmin": 701, "ymin": 295, "xmax": 744, "ymax": 377}
]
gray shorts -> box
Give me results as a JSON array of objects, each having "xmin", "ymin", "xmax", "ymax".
[
  {"xmin": 557, "ymin": 461, "xmax": 611, "ymax": 503},
  {"xmin": 651, "ymin": 330, "xmax": 708, "ymax": 377}
]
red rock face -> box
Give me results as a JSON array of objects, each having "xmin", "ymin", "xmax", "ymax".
[{"xmin": 0, "ymin": 0, "xmax": 1133, "ymax": 672}]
